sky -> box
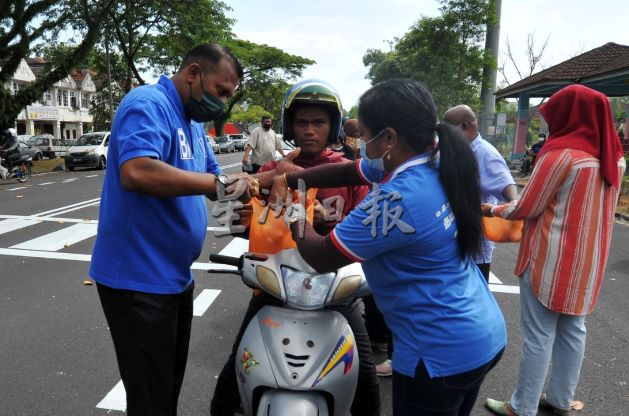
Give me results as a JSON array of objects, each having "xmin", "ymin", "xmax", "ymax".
[{"xmin": 226, "ymin": 0, "xmax": 629, "ymax": 109}]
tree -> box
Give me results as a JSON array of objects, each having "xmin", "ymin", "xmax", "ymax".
[
  {"xmin": 230, "ymin": 104, "xmax": 268, "ymax": 134},
  {"xmin": 0, "ymin": 0, "xmax": 115, "ymax": 129},
  {"xmin": 499, "ymin": 32, "xmax": 550, "ymax": 87},
  {"xmin": 103, "ymin": 0, "xmax": 233, "ymax": 92},
  {"xmin": 347, "ymin": 105, "xmax": 358, "ymax": 119},
  {"xmin": 363, "ymin": 0, "xmax": 492, "ymax": 114},
  {"xmin": 211, "ymin": 39, "xmax": 314, "ymax": 136}
]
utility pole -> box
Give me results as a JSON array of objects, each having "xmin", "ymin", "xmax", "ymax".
[
  {"xmin": 105, "ymin": 32, "xmax": 114, "ymax": 128},
  {"xmin": 479, "ymin": 0, "xmax": 502, "ymax": 139}
]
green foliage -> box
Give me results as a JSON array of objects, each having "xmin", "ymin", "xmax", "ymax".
[
  {"xmin": 0, "ymin": 0, "xmax": 115, "ymax": 129},
  {"xmin": 212, "ymin": 39, "xmax": 314, "ymax": 136},
  {"xmin": 362, "ymin": 0, "xmax": 492, "ymax": 115},
  {"xmin": 347, "ymin": 105, "xmax": 358, "ymax": 119},
  {"xmin": 100, "ymin": 0, "xmax": 233, "ymax": 91},
  {"xmin": 231, "ymin": 104, "xmax": 268, "ymax": 133}
]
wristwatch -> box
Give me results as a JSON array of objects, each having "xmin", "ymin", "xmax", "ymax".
[{"xmin": 215, "ymin": 173, "xmax": 232, "ymax": 187}]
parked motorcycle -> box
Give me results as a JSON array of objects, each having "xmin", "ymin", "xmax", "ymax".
[
  {"xmin": 209, "ymin": 248, "xmax": 370, "ymax": 416},
  {"xmin": 0, "ymin": 154, "xmax": 32, "ymax": 183}
]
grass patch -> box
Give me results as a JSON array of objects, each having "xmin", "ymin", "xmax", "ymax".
[{"xmin": 31, "ymin": 158, "xmax": 65, "ymax": 174}]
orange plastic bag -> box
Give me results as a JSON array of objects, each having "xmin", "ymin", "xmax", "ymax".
[
  {"xmin": 483, "ymin": 217, "xmax": 524, "ymax": 243},
  {"xmin": 248, "ymin": 189, "xmax": 318, "ymax": 254}
]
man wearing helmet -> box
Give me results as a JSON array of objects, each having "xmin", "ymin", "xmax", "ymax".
[
  {"xmin": 0, "ymin": 128, "xmax": 21, "ymax": 180},
  {"xmin": 210, "ymin": 80, "xmax": 379, "ymax": 416}
]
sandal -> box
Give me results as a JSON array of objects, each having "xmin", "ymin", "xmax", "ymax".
[
  {"xmin": 485, "ymin": 398, "xmax": 517, "ymax": 416},
  {"xmin": 539, "ymin": 395, "xmax": 572, "ymax": 415}
]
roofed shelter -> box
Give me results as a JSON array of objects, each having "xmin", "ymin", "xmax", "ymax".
[{"xmin": 495, "ymin": 42, "xmax": 629, "ymax": 157}]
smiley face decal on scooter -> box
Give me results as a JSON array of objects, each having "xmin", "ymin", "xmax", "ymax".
[{"xmin": 241, "ymin": 348, "xmax": 259, "ymax": 375}]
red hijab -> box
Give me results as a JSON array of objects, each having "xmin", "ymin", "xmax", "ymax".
[{"xmin": 539, "ymin": 84, "xmax": 624, "ymax": 188}]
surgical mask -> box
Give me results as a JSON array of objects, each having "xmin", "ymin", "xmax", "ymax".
[
  {"xmin": 185, "ymin": 75, "xmax": 225, "ymax": 122},
  {"xmin": 359, "ymin": 129, "xmax": 388, "ymax": 172}
]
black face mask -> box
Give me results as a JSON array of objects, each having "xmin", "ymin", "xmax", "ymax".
[{"xmin": 184, "ymin": 74, "xmax": 225, "ymax": 122}]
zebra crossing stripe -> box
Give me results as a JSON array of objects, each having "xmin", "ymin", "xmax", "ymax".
[{"xmin": 10, "ymin": 223, "xmax": 98, "ymax": 251}]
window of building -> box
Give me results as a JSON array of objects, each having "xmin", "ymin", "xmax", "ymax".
[
  {"xmin": 57, "ymin": 90, "xmax": 63, "ymax": 106},
  {"xmin": 69, "ymin": 90, "xmax": 76, "ymax": 108},
  {"xmin": 44, "ymin": 90, "xmax": 52, "ymax": 105},
  {"xmin": 81, "ymin": 93, "xmax": 88, "ymax": 109},
  {"xmin": 59, "ymin": 90, "xmax": 68, "ymax": 107}
]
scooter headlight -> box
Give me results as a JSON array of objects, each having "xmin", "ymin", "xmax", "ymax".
[{"xmin": 281, "ymin": 266, "xmax": 335, "ymax": 308}]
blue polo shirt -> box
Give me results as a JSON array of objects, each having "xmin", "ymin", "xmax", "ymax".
[
  {"xmin": 90, "ymin": 75, "xmax": 221, "ymax": 294},
  {"xmin": 331, "ymin": 154, "xmax": 507, "ymax": 377}
]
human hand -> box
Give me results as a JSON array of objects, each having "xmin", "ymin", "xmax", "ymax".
[
  {"xmin": 232, "ymin": 203, "xmax": 253, "ymax": 230},
  {"xmin": 269, "ymin": 173, "xmax": 289, "ymax": 206},
  {"xmin": 481, "ymin": 203, "xmax": 495, "ymax": 217},
  {"xmin": 276, "ymin": 148, "xmax": 302, "ymax": 175},
  {"xmin": 219, "ymin": 172, "xmax": 260, "ymax": 203},
  {"xmin": 312, "ymin": 199, "xmax": 325, "ymax": 226}
]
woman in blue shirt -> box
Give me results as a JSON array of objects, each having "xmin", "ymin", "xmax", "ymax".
[{"xmin": 272, "ymin": 79, "xmax": 507, "ymax": 416}]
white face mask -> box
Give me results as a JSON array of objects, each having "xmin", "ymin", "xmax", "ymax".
[{"xmin": 359, "ymin": 129, "xmax": 388, "ymax": 172}]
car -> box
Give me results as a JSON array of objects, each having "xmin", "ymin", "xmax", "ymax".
[
  {"xmin": 64, "ymin": 131, "xmax": 110, "ymax": 171},
  {"xmin": 28, "ymin": 134, "xmax": 71, "ymax": 159},
  {"xmin": 17, "ymin": 134, "xmax": 33, "ymax": 144},
  {"xmin": 214, "ymin": 135, "xmax": 235, "ymax": 153},
  {"xmin": 229, "ymin": 134, "xmax": 249, "ymax": 151},
  {"xmin": 18, "ymin": 140, "xmax": 43, "ymax": 161},
  {"xmin": 207, "ymin": 136, "xmax": 220, "ymax": 153}
]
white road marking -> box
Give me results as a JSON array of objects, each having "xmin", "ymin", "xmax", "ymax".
[
  {"xmin": 0, "ymin": 214, "xmax": 98, "ymax": 224},
  {"xmin": 38, "ymin": 182, "xmax": 55, "ymax": 186},
  {"xmin": 85, "ymin": 175, "xmax": 99, "ymax": 178},
  {"xmin": 96, "ymin": 380, "xmax": 126, "ymax": 412},
  {"xmin": 489, "ymin": 283, "xmax": 520, "ymax": 294},
  {"xmin": 34, "ymin": 198, "xmax": 101, "ymax": 217},
  {"xmin": 221, "ymin": 162, "xmax": 242, "ymax": 169},
  {"xmin": 489, "ymin": 272, "xmax": 502, "ymax": 284},
  {"xmin": 217, "ymin": 237, "xmax": 249, "ymax": 258},
  {"xmin": 62, "ymin": 178, "xmax": 78, "ymax": 183},
  {"xmin": 11, "ymin": 223, "xmax": 98, "ymax": 251},
  {"xmin": 47, "ymin": 201, "xmax": 100, "ymax": 217},
  {"xmin": 0, "ymin": 248, "xmax": 91, "ymax": 261},
  {"xmin": 207, "ymin": 226, "xmax": 230, "ymax": 233},
  {"xmin": 193, "ymin": 289, "xmax": 222, "ymax": 316},
  {"xmin": 7, "ymin": 186, "xmax": 27, "ymax": 191},
  {"xmin": 0, "ymin": 218, "xmax": 42, "ymax": 235}
]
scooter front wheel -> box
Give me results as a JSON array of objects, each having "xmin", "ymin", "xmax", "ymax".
[
  {"xmin": 15, "ymin": 162, "xmax": 32, "ymax": 182},
  {"xmin": 256, "ymin": 390, "xmax": 329, "ymax": 416}
]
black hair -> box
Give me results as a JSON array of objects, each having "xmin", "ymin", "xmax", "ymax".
[
  {"xmin": 358, "ymin": 79, "xmax": 483, "ymax": 259},
  {"xmin": 261, "ymin": 115, "xmax": 272, "ymax": 121},
  {"xmin": 179, "ymin": 43, "xmax": 244, "ymax": 79},
  {"xmin": 538, "ymin": 132, "xmax": 547, "ymax": 138}
]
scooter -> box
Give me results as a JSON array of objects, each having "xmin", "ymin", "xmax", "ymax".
[
  {"xmin": 0, "ymin": 154, "xmax": 33, "ymax": 183},
  {"xmin": 209, "ymin": 248, "xmax": 370, "ymax": 416}
]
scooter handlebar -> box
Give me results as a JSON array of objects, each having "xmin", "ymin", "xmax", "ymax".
[{"xmin": 209, "ymin": 254, "xmax": 242, "ymax": 268}]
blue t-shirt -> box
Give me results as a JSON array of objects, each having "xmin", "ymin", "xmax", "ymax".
[
  {"xmin": 90, "ymin": 75, "xmax": 221, "ymax": 294},
  {"xmin": 331, "ymin": 155, "xmax": 507, "ymax": 377}
]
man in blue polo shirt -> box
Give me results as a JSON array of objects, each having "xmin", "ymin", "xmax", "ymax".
[
  {"xmin": 90, "ymin": 43, "xmax": 256, "ymax": 416},
  {"xmin": 443, "ymin": 104, "xmax": 518, "ymax": 281}
]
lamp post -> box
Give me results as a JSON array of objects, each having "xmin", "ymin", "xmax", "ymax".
[{"xmin": 105, "ymin": 32, "xmax": 114, "ymax": 128}]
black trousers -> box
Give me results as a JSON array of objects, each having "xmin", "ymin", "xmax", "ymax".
[
  {"xmin": 392, "ymin": 349, "xmax": 504, "ymax": 416},
  {"xmin": 97, "ymin": 282, "xmax": 194, "ymax": 416},
  {"xmin": 476, "ymin": 263, "xmax": 491, "ymax": 283},
  {"xmin": 210, "ymin": 293, "xmax": 381, "ymax": 416}
]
